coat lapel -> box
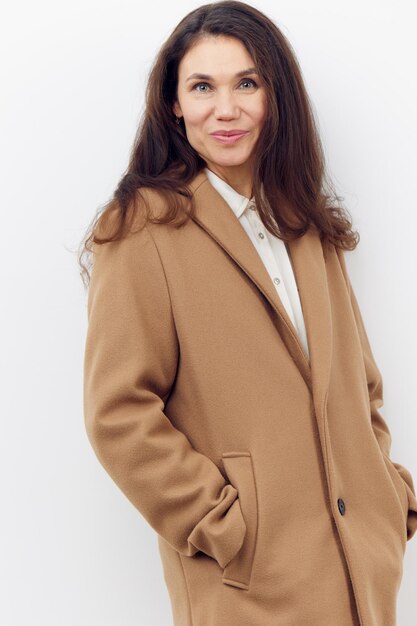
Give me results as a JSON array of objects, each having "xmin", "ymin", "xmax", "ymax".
[{"xmin": 187, "ymin": 170, "xmax": 332, "ymax": 417}]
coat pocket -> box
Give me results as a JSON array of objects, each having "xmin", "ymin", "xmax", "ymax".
[
  {"xmin": 221, "ymin": 451, "xmax": 258, "ymax": 590},
  {"xmin": 381, "ymin": 451, "xmax": 408, "ymax": 545}
]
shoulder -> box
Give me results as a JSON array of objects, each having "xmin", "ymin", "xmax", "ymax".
[
  {"xmin": 90, "ymin": 197, "xmax": 169, "ymax": 294},
  {"xmin": 96, "ymin": 185, "xmax": 170, "ymax": 234},
  {"xmin": 332, "ymin": 243, "xmax": 353, "ymax": 296}
]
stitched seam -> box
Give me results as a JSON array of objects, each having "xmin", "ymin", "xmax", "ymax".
[
  {"xmin": 177, "ymin": 552, "xmax": 194, "ymax": 626},
  {"xmin": 222, "ymin": 577, "xmax": 248, "ymax": 589},
  {"xmin": 221, "ymin": 452, "xmax": 259, "ymax": 589},
  {"xmin": 192, "ymin": 176, "xmax": 210, "ymax": 195},
  {"xmin": 144, "ymin": 223, "xmax": 179, "ymax": 341},
  {"xmin": 381, "ymin": 452, "xmax": 408, "ymax": 545},
  {"xmin": 222, "ymin": 451, "xmax": 251, "ymax": 458},
  {"xmin": 143, "ymin": 224, "xmax": 182, "ymax": 407},
  {"xmin": 249, "ymin": 453, "xmax": 260, "ymax": 589}
]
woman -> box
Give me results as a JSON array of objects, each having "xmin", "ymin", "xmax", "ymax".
[{"xmin": 80, "ymin": 2, "xmax": 417, "ymax": 625}]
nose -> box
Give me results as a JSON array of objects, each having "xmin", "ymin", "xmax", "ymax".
[{"xmin": 213, "ymin": 89, "xmax": 239, "ymax": 120}]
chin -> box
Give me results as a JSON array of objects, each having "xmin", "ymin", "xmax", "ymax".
[{"xmin": 209, "ymin": 151, "xmax": 251, "ymax": 168}]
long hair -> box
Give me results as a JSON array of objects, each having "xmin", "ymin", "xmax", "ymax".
[{"xmin": 78, "ymin": 0, "xmax": 359, "ymax": 286}]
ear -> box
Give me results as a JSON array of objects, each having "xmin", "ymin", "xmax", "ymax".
[{"xmin": 172, "ymin": 101, "xmax": 182, "ymax": 118}]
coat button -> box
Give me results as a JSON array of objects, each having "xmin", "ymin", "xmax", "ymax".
[{"xmin": 337, "ymin": 498, "xmax": 346, "ymax": 515}]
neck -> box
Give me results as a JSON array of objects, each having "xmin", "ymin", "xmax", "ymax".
[{"xmin": 205, "ymin": 160, "xmax": 253, "ymax": 198}]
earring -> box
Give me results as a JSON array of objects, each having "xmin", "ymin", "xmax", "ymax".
[{"xmin": 175, "ymin": 116, "xmax": 181, "ymax": 125}]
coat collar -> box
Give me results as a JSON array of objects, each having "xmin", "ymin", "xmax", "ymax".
[
  {"xmin": 204, "ymin": 167, "xmax": 251, "ymax": 219},
  {"xmin": 186, "ymin": 169, "xmax": 333, "ymax": 418}
]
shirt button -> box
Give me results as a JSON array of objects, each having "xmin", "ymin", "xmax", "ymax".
[
  {"xmin": 258, "ymin": 232, "xmax": 265, "ymax": 239},
  {"xmin": 273, "ymin": 277, "xmax": 280, "ymax": 285},
  {"xmin": 337, "ymin": 498, "xmax": 346, "ymax": 515}
]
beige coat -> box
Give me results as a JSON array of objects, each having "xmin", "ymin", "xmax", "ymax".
[{"xmin": 83, "ymin": 169, "xmax": 417, "ymax": 626}]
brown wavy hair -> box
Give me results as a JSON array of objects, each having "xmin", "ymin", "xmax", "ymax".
[{"xmin": 78, "ymin": 0, "xmax": 359, "ymax": 287}]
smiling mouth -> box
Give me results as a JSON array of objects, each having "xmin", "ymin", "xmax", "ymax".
[
  {"xmin": 210, "ymin": 130, "xmax": 249, "ymax": 137},
  {"xmin": 210, "ymin": 131, "xmax": 249, "ymax": 144}
]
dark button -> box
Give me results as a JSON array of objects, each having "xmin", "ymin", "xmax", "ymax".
[{"xmin": 337, "ymin": 498, "xmax": 346, "ymax": 515}]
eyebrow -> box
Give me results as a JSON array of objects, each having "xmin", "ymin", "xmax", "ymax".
[{"xmin": 185, "ymin": 67, "xmax": 258, "ymax": 82}]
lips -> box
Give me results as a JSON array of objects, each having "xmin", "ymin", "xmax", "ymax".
[{"xmin": 210, "ymin": 130, "xmax": 249, "ymax": 137}]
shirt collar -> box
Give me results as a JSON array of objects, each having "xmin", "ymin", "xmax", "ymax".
[{"xmin": 204, "ymin": 167, "xmax": 254, "ymax": 219}]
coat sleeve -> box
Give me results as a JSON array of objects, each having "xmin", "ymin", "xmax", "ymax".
[
  {"xmin": 83, "ymin": 221, "xmax": 247, "ymax": 567},
  {"xmin": 335, "ymin": 246, "xmax": 417, "ymax": 541}
]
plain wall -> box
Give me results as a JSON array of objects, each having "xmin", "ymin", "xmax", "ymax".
[{"xmin": 1, "ymin": 0, "xmax": 416, "ymax": 624}]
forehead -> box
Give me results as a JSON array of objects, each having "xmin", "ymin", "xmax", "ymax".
[{"xmin": 178, "ymin": 35, "xmax": 255, "ymax": 79}]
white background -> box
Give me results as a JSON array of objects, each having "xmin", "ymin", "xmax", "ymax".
[{"xmin": 1, "ymin": 0, "xmax": 416, "ymax": 624}]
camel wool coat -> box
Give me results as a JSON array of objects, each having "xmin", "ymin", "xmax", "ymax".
[{"xmin": 83, "ymin": 169, "xmax": 417, "ymax": 626}]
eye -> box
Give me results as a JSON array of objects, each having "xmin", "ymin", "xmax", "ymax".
[
  {"xmin": 239, "ymin": 79, "xmax": 258, "ymax": 89},
  {"xmin": 191, "ymin": 78, "xmax": 258, "ymax": 93},
  {"xmin": 192, "ymin": 82, "xmax": 211, "ymax": 93}
]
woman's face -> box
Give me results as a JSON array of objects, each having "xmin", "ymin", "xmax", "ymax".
[{"xmin": 173, "ymin": 35, "xmax": 267, "ymax": 174}]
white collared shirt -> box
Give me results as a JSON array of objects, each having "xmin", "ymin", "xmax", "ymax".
[{"xmin": 204, "ymin": 167, "xmax": 310, "ymax": 360}]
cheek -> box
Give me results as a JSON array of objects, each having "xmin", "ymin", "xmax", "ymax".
[
  {"xmin": 251, "ymin": 97, "xmax": 268, "ymax": 128},
  {"xmin": 182, "ymin": 103, "xmax": 209, "ymax": 129},
  {"xmin": 252, "ymin": 106, "xmax": 266, "ymax": 126}
]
